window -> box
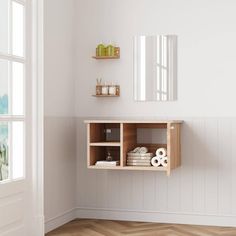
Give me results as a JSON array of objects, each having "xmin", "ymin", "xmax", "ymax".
[{"xmin": 0, "ymin": 0, "xmax": 25, "ymax": 182}]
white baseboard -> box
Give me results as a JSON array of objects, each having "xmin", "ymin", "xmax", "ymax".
[
  {"xmin": 44, "ymin": 209, "xmax": 76, "ymax": 234},
  {"xmin": 44, "ymin": 207, "xmax": 236, "ymax": 233},
  {"xmin": 76, "ymin": 207, "xmax": 236, "ymax": 228}
]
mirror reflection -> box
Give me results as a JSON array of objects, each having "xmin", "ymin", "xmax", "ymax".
[{"xmin": 134, "ymin": 35, "xmax": 177, "ymax": 101}]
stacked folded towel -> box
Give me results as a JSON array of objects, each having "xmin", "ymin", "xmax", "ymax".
[
  {"xmin": 95, "ymin": 161, "xmax": 120, "ymax": 167},
  {"xmin": 126, "ymin": 147, "xmax": 153, "ymax": 166}
]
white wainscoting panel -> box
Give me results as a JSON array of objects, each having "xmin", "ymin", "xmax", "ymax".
[{"xmin": 76, "ymin": 118, "xmax": 236, "ymax": 227}]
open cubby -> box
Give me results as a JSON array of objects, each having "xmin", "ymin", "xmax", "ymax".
[
  {"xmin": 85, "ymin": 120, "xmax": 182, "ymax": 175},
  {"xmin": 89, "ymin": 146, "xmax": 120, "ymax": 166},
  {"xmin": 89, "ymin": 123, "xmax": 120, "ymax": 143}
]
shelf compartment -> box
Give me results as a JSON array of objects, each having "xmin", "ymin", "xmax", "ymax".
[
  {"xmin": 89, "ymin": 123, "xmax": 120, "ymax": 143},
  {"xmin": 88, "ymin": 146, "xmax": 121, "ymax": 166}
]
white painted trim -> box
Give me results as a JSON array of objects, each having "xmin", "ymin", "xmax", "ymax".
[
  {"xmin": 29, "ymin": 0, "xmax": 44, "ymax": 235},
  {"xmin": 76, "ymin": 207, "xmax": 236, "ymax": 228},
  {"xmin": 45, "ymin": 209, "xmax": 76, "ymax": 234},
  {"xmin": 12, "ymin": 0, "xmax": 26, "ymax": 6},
  {"xmin": 0, "ymin": 53, "xmax": 25, "ymax": 63},
  {"xmin": 0, "ymin": 116, "xmax": 24, "ymax": 121}
]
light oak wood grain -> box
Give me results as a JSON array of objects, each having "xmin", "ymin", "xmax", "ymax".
[{"xmin": 46, "ymin": 219, "xmax": 236, "ymax": 236}]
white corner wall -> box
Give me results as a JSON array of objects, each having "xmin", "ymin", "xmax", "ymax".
[
  {"xmin": 44, "ymin": 0, "xmax": 236, "ymax": 232},
  {"xmin": 44, "ymin": 0, "xmax": 76, "ymax": 233},
  {"xmin": 75, "ymin": 0, "xmax": 236, "ymax": 228}
]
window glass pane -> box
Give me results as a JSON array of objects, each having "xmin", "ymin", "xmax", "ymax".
[
  {"xmin": 12, "ymin": 2, "xmax": 24, "ymax": 57},
  {"xmin": 0, "ymin": 0, "xmax": 9, "ymax": 54},
  {"xmin": 12, "ymin": 62, "xmax": 24, "ymax": 115},
  {"xmin": 0, "ymin": 59, "xmax": 9, "ymax": 115},
  {"xmin": 0, "ymin": 122, "xmax": 9, "ymax": 181},
  {"xmin": 12, "ymin": 121, "xmax": 24, "ymax": 179}
]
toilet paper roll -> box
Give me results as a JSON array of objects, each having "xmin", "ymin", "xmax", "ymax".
[
  {"xmin": 160, "ymin": 156, "xmax": 168, "ymax": 167},
  {"xmin": 156, "ymin": 148, "xmax": 167, "ymax": 157},
  {"xmin": 151, "ymin": 156, "xmax": 162, "ymax": 167}
]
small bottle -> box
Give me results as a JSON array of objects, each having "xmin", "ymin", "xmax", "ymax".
[{"xmin": 106, "ymin": 152, "xmax": 113, "ymax": 161}]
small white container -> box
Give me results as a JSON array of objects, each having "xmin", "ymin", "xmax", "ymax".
[
  {"xmin": 109, "ymin": 85, "xmax": 116, "ymax": 95},
  {"xmin": 102, "ymin": 85, "xmax": 109, "ymax": 95}
]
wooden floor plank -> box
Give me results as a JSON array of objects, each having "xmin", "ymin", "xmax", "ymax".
[{"xmin": 46, "ymin": 219, "xmax": 236, "ymax": 236}]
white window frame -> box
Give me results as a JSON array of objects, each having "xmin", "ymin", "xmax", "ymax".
[
  {"xmin": 0, "ymin": 0, "xmax": 26, "ymax": 182},
  {"xmin": 0, "ymin": 0, "xmax": 44, "ymax": 234}
]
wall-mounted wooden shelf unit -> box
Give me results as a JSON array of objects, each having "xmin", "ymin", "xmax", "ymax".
[{"xmin": 85, "ymin": 120, "xmax": 182, "ymax": 176}]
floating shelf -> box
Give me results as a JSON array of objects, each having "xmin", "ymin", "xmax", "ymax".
[
  {"xmin": 85, "ymin": 120, "xmax": 183, "ymax": 176},
  {"xmin": 90, "ymin": 142, "xmax": 121, "ymax": 147},
  {"xmin": 92, "ymin": 55, "xmax": 120, "ymax": 59},
  {"xmin": 92, "ymin": 95, "xmax": 120, "ymax": 97}
]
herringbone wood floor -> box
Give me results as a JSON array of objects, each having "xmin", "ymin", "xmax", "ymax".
[{"xmin": 46, "ymin": 219, "xmax": 236, "ymax": 236}]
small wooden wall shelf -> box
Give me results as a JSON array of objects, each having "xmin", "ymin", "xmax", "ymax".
[
  {"xmin": 92, "ymin": 95, "xmax": 120, "ymax": 97},
  {"xmin": 84, "ymin": 120, "xmax": 182, "ymax": 176},
  {"xmin": 92, "ymin": 56, "xmax": 120, "ymax": 59}
]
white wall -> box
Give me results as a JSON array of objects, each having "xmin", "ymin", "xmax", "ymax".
[
  {"xmin": 75, "ymin": 0, "xmax": 236, "ymax": 227},
  {"xmin": 44, "ymin": 0, "xmax": 236, "ymax": 232},
  {"xmin": 44, "ymin": 0, "xmax": 76, "ymax": 233},
  {"xmin": 75, "ymin": 0, "xmax": 236, "ymax": 117}
]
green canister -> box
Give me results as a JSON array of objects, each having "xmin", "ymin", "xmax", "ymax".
[
  {"xmin": 97, "ymin": 43, "xmax": 105, "ymax": 56},
  {"xmin": 106, "ymin": 44, "xmax": 115, "ymax": 56}
]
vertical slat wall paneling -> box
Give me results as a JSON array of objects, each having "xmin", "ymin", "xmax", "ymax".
[
  {"xmin": 180, "ymin": 119, "xmax": 193, "ymax": 213},
  {"xmin": 167, "ymin": 168, "xmax": 181, "ymax": 212},
  {"xmin": 84, "ymin": 169, "xmax": 97, "ymax": 208},
  {"xmin": 95, "ymin": 171, "xmax": 108, "ymax": 208},
  {"xmin": 204, "ymin": 119, "xmax": 218, "ymax": 215},
  {"xmin": 107, "ymin": 171, "xmax": 120, "ymax": 208},
  {"xmin": 231, "ymin": 119, "xmax": 236, "ymax": 215},
  {"xmin": 131, "ymin": 171, "xmax": 144, "ymax": 210},
  {"xmin": 218, "ymin": 119, "xmax": 232, "ymax": 215},
  {"xmin": 192, "ymin": 119, "xmax": 205, "ymax": 213},
  {"xmin": 77, "ymin": 119, "xmax": 88, "ymax": 207},
  {"xmin": 119, "ymin": 171, "xmax": 132, "ymax": 209},
  {"xmin": 77, "ymin": 118, "xmax": 236, "ymax": 224},
  {"xmin": 155, "ymin": 173, "xmax": 168, "ymax": 212},
  {"xmin": 143, "ymin": 172, "xmax": 156, "ymax": 210}
]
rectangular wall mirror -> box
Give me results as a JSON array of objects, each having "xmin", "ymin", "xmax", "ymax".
[{"xmin": 134, "ymin": 35, "xmax": 177, "ymax": 101}]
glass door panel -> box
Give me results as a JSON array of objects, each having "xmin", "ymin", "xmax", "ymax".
[{"xmin": 0, "ymin": 0, "xmax": 9, "ymax": 54}]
